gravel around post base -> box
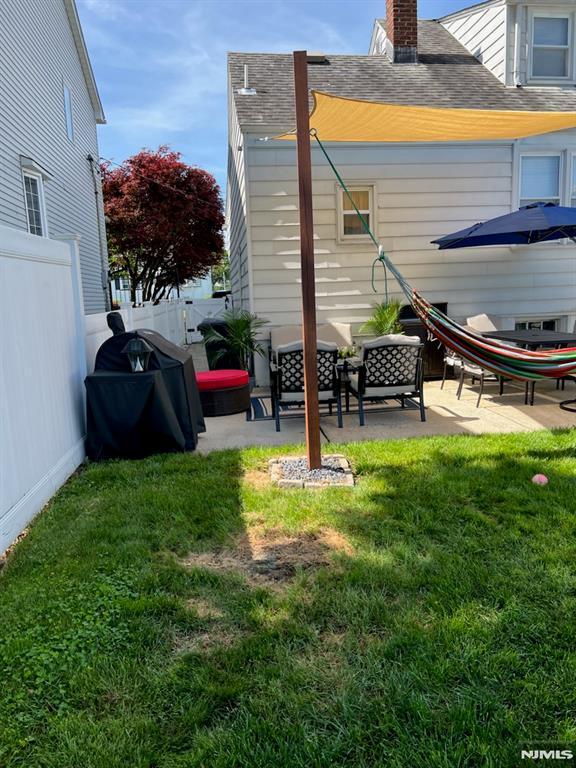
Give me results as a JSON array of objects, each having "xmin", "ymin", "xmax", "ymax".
[{"xmin": 269, "ymin": 455, "xmax": 355, "ymax": 488}]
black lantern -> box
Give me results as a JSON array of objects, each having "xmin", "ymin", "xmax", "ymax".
[{"xmin": 122, "ymin": 337, "xmax": 153, "ymax": 373}]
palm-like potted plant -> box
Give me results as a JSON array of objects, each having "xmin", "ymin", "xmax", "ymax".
[
  {"xmin": 201, "ymin": 309, "xmax": 269, "ymax": 377},
  {"xmin": 360, "ymin": 299, "xmax": 404, "ymax": 336}
]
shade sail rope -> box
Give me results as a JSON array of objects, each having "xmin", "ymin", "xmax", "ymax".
[{"xmin": 313, "ymin": 133, "xmax": 576, "ymax": 382}]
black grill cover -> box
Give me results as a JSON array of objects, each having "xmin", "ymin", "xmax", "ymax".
[{"xmin": 92, "ymin": 328, "xmax": 205, "ymax": 453}]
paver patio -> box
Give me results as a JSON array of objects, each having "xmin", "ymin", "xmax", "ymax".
[{"xmin": 197, "ymin": 377, "xmax": 576, "ymax": 452}]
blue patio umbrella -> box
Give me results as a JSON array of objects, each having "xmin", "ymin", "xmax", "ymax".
[{"xmin": 432, "ymin": 202, "xmax": 576, "ymax": 249}]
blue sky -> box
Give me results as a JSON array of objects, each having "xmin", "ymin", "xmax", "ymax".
[{"xmin": 77, "ymin": 0, "xmax": 470, "ymax": 195}]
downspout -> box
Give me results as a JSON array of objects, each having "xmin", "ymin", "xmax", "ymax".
[
  {"xmin": 513, "ymin": 4, "xmax": 525, "ymax": 87},
  {"xmin": 87, "ymin": 154, "xmax": 110, "ymax": 310}
]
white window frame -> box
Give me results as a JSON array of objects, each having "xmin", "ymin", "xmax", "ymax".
[
  {"xmin": 570, "ymin": 153, "xmax": 576, "ymax": 208},
  {"xmin": 336, "ymin": 184, "xmax": 374, "ymax": 243},
  {"xmin": 518, "ymin": 151, "xmax": 563, "ymax": 209},
  {"xmin": 63, "ymin": 84, "xmax": 74, "ymax": 142},
  {"xmin": 22, "ymin": 170, "xmax": 48, "ymax": 237},
  {"xmin": 529, "ymin": 11, "xmax": 575, "ymax": 83}
]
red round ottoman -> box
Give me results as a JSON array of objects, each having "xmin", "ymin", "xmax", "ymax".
[{"xmin": 196, "ymin": 369, "xmax": 251, "ymax": 418}]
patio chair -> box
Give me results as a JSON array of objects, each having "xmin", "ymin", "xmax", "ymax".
[
  {"xmin": 346, "ymin": 334, "xmax": 425, "ymax": 426},
  {"xmin": 464, "ymin": 315, "xmax": 513, "ymax": 404},
  {"xmin": 268, "ymin": 322, "xmax": 352, "ymax": 388},
  {"xmin": 440, "ymin": 349, "xmax": 462, "ymax": 389},
  {"xmin": 270, "ymin": 340, "xmax": 343, "ymax": 431},
  {"xmin": 456, "ymin": 360, "xmax": 504, "ymax": 408}
]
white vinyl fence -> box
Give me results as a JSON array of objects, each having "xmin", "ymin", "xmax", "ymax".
[
  {"xmin": 0, "ymin": 227, "xmax": 86, "ymax": 554},
  {"xmin": 0, "ymin": 224, "xmax": 188, "ymax": 554}
]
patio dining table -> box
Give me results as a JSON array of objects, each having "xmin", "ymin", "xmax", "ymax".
[{"xmin": 480, "ymin": 329, "xmax": 576, "ymax": 406}]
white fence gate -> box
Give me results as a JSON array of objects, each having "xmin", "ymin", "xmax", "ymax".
[
  {"xmin": 0, "ymin": 227, "xmax": 86, "ymax": 554},
  {"xmin": 184, "ymin": 298, "xmax": 227, "ymax": 343}
]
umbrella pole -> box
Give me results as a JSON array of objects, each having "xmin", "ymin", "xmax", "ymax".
[{"xmin": 293, "ymin": 50, "xmax": 321, "ymax": 470}]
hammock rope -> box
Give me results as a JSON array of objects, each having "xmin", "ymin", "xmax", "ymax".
[{"xmin": 312, "ymin": 133, "xmax": 576, "ymax": 382}]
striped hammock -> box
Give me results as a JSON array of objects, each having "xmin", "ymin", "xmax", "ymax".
[
  {"xmin": 411, "ymin": 291, "xmax": 576, "ymax": 382},
  {"xmin": 312, "ymin": 134, "xmax": 576, "ymax": 382}
]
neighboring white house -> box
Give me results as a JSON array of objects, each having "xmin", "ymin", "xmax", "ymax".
[
  {"xmin": 227, "ymin": 0, "xmax": 576, "ymax": 383},
  {"xmin": 110, "ymin": 274, "xmax": 214, "ymax": 306},
  {"xmin": 0, "ymin": 0, "xmax": 109, "ymax": 314}
]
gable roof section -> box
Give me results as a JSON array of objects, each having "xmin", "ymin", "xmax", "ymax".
[
  {"xmin": 63, "ymin": 0, "xmax": 105, "ymax": 124},
  {"xmin": 229, "ymin": 21, "xmax": 576, "ymax": 130}
]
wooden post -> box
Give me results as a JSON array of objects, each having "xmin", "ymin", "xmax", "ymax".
[{"xmin": 293, "ymin": 50, "xmax": 321, "ymax": 469}]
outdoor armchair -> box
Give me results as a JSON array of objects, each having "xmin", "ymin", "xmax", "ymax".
[
  {"xmin": 346, "ymin": 334, "xmax": 425, "ymax": 426},
  {"xmin": 270, "ymin": 340, "xmax": 342, "ymax": 431}
]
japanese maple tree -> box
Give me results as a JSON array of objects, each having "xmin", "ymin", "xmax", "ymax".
[{"xmin": 101, "ymin": 146, "xmax": 224, "ymax": 304}]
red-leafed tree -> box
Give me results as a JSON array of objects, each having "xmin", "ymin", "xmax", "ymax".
[{"xmin": 101, "ymin": 146, "xmax": 224, "ymax": 304}]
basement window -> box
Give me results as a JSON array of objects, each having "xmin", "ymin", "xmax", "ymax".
[
  {"xmin": 338, "ymin": 186, "xmax": 373, "ymax": 240},
  {"xmin": 515, "ymin": 319, "xmax": 558, "ymax": 332}
]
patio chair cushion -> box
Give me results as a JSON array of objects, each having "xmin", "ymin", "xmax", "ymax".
[
  {"xmin": 362, "ymin": 334, "xmax": 420, "ymax": 349},
  {"xmin": 317, "ymin": 322, "xmax": 352, "ymax": 347},
  {"xmin": 270, "ymin": 323, "xmax": 352, "ymax": 350},
  {"xmin": 348, "ymin": 373, "xmax": 417, "ymax": 398},
  {"xmin": 270, "ymin": 325, "xmax": 302, "ymax": 350},
  {"xmin": 196, "ymin": 369, "xmax": 249, "ymax": 391},
  {"xmin": 466, "ymin": 313, "xmax": 499, "ymax": 332},
  {"xmin": 276, "ymin": 340, "xmax": 338, "ymax": 354}
]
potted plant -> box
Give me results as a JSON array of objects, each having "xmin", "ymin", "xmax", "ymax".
[
  {"xmin": 360, "ymin": 299, "xmax": 404, "ymax": 336},
  {"xmin": 201, "ymin": 310, "xmax": 269, "ymax": 382}
]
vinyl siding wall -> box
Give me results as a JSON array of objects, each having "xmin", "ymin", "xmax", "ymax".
[
  {"xmin": 442, "ymin": 2, "xmax": 507, "ymax": 83},
  {"xmin": 0, "ymin": 0, "xmax": 107, "ymax": 314},
  {"xmin": 227, "ymin": 96, "xmax": 252, "ymax": 311},
  {"xmin": 245, "ymin": 134, "xmax": 576, "ymax": 338}
]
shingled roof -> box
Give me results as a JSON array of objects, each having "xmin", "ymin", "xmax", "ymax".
[{"xmin": 229, "ymin": 20, "xmax": 576, "ymax": 130}]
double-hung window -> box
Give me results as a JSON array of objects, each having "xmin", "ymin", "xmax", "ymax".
[
  {"xmin": 22, "ymin": 171, "xmax": 48, "ymax": 237},
  {"xmin": 530, "ymin": 14, "xmax": 573, "ymax": 80},
  {"xmin": 519, "ymin": 155, "xmax": 561, "ymax": 208},
  {"xmin": 338, "ymin": 186, "xmax": 373, "ymax": 240}
]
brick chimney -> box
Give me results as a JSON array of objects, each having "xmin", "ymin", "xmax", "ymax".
[{"xmin": 386, "ymin": 0, "xmax": 418, "ymax": 63}]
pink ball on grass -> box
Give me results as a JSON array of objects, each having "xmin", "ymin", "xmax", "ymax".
[{"xmin": 532, "ymin": 474, "xmax": 549, "ymax": 486}]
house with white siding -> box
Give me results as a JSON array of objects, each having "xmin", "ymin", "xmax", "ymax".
[
  {"xmin": 227, "ymin": 0, "xmax": 576, "ymax": 384},
  {"xmin": 0, "ymin": 0, "xmax": 108, "ymax": 314}
]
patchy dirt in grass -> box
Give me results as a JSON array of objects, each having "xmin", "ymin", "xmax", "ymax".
[
  {"xmin": 185, "ymin": 597, "xmax": 225, "ymax": 619},
  {"xmin": 243, "ymin": 470, "xmax": 270, "ymax": 490},
  {"xmin": 179, "ymin": 526, "xmax": 354, "ymax": 589},
  {"xmin": 173, "ymin": 627, "xmax": 243, "ymax": 655}
]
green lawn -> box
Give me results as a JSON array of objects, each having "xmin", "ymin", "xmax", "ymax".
[{"xmin": 1, "ymin": 431, "xmax": 576, "ymax": 767}]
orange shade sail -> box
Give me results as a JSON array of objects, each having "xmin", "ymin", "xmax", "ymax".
[{"xmin": 277, "ymin": 90, "xmax": 576, "ymax": 143}]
